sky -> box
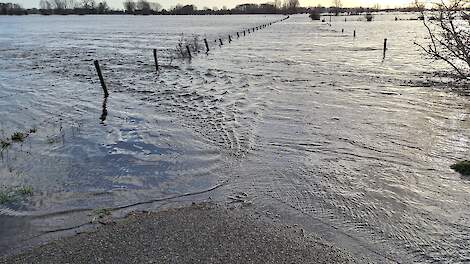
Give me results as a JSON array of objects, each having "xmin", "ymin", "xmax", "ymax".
[{"xmin": 17, "ymin": 0, "xmax": 416, "ymax": 10}]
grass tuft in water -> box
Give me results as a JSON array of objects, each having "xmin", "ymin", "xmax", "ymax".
[
  {"xmin": 451, "ymin": 160, "xmax": 470, "ymax": 176},
  {"xmin": 0, "ymin": 140, "xmax": 10, "ymax": 150},
  {"xmin": 11, "ymin": 132, "xmax": 25, "ymax": 142}
]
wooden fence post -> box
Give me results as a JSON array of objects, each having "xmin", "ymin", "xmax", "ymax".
[
  {"xmin": 186, "ymin": 45, "xmax": 192, "ymax": 59},
  {"xmin": 94, "ymin": 60, "xmax": 108, "ymax": 97},
  {"xmin": 153, "ymin": 49, "xmax": 159, "ymax": 72},
  {"xmin": 383, "ymin": 38, "xmax": 388, "ymax": 59},
  {"xmin": 204, "ymin": 38, "xmax": 209, "ymax": 53}
]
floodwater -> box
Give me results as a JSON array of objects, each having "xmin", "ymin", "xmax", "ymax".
[{"xmin": 0, "ymin": 13, "xmax": 469, "ymax": 263}]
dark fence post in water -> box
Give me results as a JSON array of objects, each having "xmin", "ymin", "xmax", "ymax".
[
  {"xmin": 237, "ymin": 32, "xmax": 239, "ymax": 38},
  {"xmin": 353, "ymin": 29, "xmax": 356, "ymax": 38},
  {"xmin": 219, "ymin": 38, "xmax": 223, "ymax": 46},
  {"xmin": 228, "ymin": 35, "xmax": 232, "ymax": 43},
  {"xmin": 93, "ymin": 60, "xmax": 108, "ymax": 97},
  {"xmin": 153, "ymin": 49, "xmax": 159, "ymax": 72},
  {"xmin": 186, "ymin": 45, "xmax": 192, "ymax": 59},
  {"xmin": 383, "ymin": 38, "xmax": 388, "ymax": 59},
  {"xmin": 204, "ymin": 38, "xmax": 209, "ymax": 53}
]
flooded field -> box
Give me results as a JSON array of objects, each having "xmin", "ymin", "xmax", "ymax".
[{"xmin": 0, "ymin": 13, "xmax": 469, "ymax": 262}]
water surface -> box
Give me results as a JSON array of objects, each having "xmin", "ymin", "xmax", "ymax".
[{"xmin": 0, "ymin": 13, "xmax": 469, "ymax": 263}]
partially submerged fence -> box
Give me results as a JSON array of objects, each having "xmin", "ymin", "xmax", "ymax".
[{"xmin": 93, "ymin": 16, "xmax": 291, "ymax": 99}]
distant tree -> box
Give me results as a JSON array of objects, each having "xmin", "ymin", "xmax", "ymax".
[
  {"xmin": 171, "ymin": 4, "xmax": 195, "ymax": 15},
  {"xmin": 123, "ymin": 0, "xmax": 135, "ymax": 13},
  {"xmin": 286, "ymin": 0, "xmax": 299, "ymax": 13},
  {"xmin": 415, "ymin": 0, "xmax": 469, "ymax": 80},
  {"xmin": 149, "ymin": 2, "xmax": 161, "ymax": 12},
  {"xmin": 96, "ymin": 0, "xmax": 108, "ymax": 13},
  {"xmin": 372, "ymin": 3, "xmax": 380, "ymax": 11},
  {"xmin": 412, "ymin": 0, "xmax": 425, "ymax": 11},
  {"xmin": 53, "ymin": 0, "xmax": 66, "ymax": 11},
  {"xmin": 273, "ymin": 0, "xmax": 281, "ymax": 12},
  {"xmin": 0, "ymin": 2, "xmax": 26, "ymax": 15},
  {"xmin": 332, "ymin": 0, "xmax": 342, "ymax": 15},
  {"xmin": 39, "ymin": 0, "xmax": 52, "ymax": 10},
  {"xmin": 81, "ymin": 0, "xmax": 95, "ymax": 9},
  {"xmin": 136, "ymin": 0, "xmax": 150, "ymax": 14}
]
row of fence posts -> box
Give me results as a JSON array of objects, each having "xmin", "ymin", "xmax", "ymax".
[
  {"xmin": 93, "ymin": 15, "xmax": 290, "ymax": 99},
  {"xmin": 339, "ymin": 28, "xmax": 388, "ymax": 59}
]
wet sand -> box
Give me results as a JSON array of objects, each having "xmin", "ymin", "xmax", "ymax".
[{"xmin": 0, "ymin": 203, "xmax": 360, "ymax": 263}]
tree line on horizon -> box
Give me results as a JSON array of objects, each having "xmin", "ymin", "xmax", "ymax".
[
  {"xmin": 0, "ymin": 2, "xmax": 26, "ymax": 14},
  {"xmin": 0, "ymin": 0, "xmax": 303, "ymax": 15},
  {"xmin": 2, "ymin": 0, "xmax": 467, "ymax": 16}
]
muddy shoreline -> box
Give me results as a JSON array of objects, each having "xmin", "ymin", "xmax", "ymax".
[{"xmin": 0, "ymin": 203, "xmax": 362, "ymax": 264}]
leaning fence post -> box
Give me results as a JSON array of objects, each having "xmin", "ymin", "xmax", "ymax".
[
  {"xmin": 383, "ymin": 38, "xmax": 388, "ymax": 59},
  {"xmin": 219, "ymin": 38, "xmax": 223, "ymax": 46},
  {"xmin": 228, "ymin": 35, "xmax": 232, "ymax": 43},
  {"xmin": 186, "ymin": 45, "xmax": 192, "ymax": 59},
  {"xmin": 153, "ymin": 49, "xmax": 159, "ymax": 72},
  {"xmin": 94, "ymin": 60, "xmax": 108, "ymax": 97},
  {"xmin": 204, "ymin": 38, "xmax": 209, "ymax": 53}
]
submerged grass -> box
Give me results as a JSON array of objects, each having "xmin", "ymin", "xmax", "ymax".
[
  {"xmin": 0, "ymin": 139, "xmax": 10, "ymax": 150},
  {"xmin": 11, "ymin": 132, "xmax": 25, "ymax": 142},
  {"xmin": 0, "ymin": 127, "xmax": 39, "ymax": 149},
  {"xmin": 451, "ymin": 160, "xmax": 470, "ymax": 176}
]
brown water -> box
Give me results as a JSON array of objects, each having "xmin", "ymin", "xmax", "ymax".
[{"xmin": 0, "ymin": 13, "xmax": 469, "ymax": 262}]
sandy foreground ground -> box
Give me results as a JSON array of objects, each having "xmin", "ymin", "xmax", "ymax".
[{"xmin": 0, "ymin": 203, "xmax": 361, "ymax": 264}]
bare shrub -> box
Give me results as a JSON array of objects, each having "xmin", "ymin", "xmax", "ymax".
[{"xmin": 415, "ymin": 0, "xmax": 469, "ymax": 81}]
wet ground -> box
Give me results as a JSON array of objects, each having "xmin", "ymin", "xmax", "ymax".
[{"xmin": 0, "ymin": 13, "xmax": 469, "ymax": 263}]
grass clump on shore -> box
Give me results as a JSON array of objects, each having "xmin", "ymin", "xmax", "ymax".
[
  {"xmin": 17, "ymin": 186, "xmax": 33, "ymax": 196},
  {"xmin": 451, "ymin": 160, "xmax": 470, "ymax": 176},
  {"xmin": 0, "ymin": 191, "xmax": 13, "ymax": 204}
]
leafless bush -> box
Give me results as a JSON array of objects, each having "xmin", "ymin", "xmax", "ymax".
[
  {"xmin": 415, "ymin": 0, "xmax": 469, "ymax": 81},
  {"xmin": 172, "ymin": 34, "xmax": 202, "ymax": 59},
  {"xmin": 191, "ymin": 35, "xmax": 201, "ymax": 52}
]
